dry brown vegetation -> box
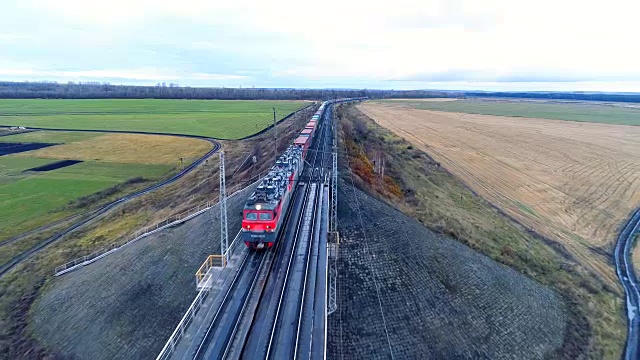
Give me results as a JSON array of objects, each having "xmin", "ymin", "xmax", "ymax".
[
  {"xmin": 384, "ymin": 98, "xmax": 460, "ymax": 102},
  {"xmin": 337, "ymin": 103, "xmax": 626, "ymax": 358},
  {"xmin": 359, "ymin": 102, "xmax": 640, "ymax": 287},
  {"xmin": 16, "ymin": 133, "xmax": 213, "ymax": 165}
]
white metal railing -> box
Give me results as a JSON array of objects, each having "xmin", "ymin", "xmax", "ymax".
[
  {"xmin": 156, "ymin": 285, "xmax": 210, "ymax": 360},
  {"xmin": 158, "ymin": 230, "xmax": 242, "ymax": 360},
  {"xmin": 194, "ymin": 230, "xmax": 242, "ymax": 289},
  {"xmin": 54, "ymin": 176, "xmax": 263, "ymax": 276}
]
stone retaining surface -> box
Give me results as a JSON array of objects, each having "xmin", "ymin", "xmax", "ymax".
[
  {"xmin": 327, "ymin": 183, "xmax": 567, "ymax": 359},
  {"xmin": 31, "ymin": 185, "xmax": 256, "ymax": 360}
]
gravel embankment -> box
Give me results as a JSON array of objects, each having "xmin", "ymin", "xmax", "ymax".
[
  {"xmin": 327, "ymin": 182, "xmax": 567, "ymax": 359},
  {"xmin": 30, "ymin": 185, "xmax": 256, "ymax": 360}
]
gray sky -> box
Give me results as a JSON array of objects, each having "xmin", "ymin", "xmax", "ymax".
[{"xmin": 2, "ymin": 0, "xmax": 639, "ymax": 91}]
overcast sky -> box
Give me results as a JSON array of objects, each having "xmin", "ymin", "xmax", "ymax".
[{"xmin": 2, "ymin": 0, "xmax": 639, "ymax": 91}]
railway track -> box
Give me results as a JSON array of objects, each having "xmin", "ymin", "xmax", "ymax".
[
  {"xmin": 188, "ymin": 103, "xmax": 335, "ymax": 360},
  {"xmin": 193, "ymin": 250, "xmax": 267, "ymax": 360},
  {"xmin": 242, "ymin": 103, "xmax": 333, "ymax": 359},
  {"xmin": 0, "ymin": 103, "xmax": 319, "ymax": 277},
  {"xmin": 264, "ymin": 183, "xmax": 321, "ymax": 359},
  {"xmin": 190, "ymin": 182, "xmax": 312, "ymax": 359},
  {"xmin": 614, "ymin": 207, "xmax": 640, "ymax": 360}
]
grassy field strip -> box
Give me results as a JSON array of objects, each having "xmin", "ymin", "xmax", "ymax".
[
  {"xmin": 0, "ymin": 99, "xmax": 309, "ymax": 139},
  {"xmin": 0, "ymin": 130, "xmax": 103, "ymax": 143},
  {"xmin": 0, "ymin": 131, "xmax": 213, "ymax": 242},
  {"xmin": 378, "ymin": 99, "xmax": 640, "ymax": 126},
  {"xmin": 0, "ymin": 99, "xmax": 307, "ymax": 115},
  {"xmin": 359, "ymin": 102, "xmax": 640, "ymax": 288},
  {"xmin": 15, "ymin": 133, "xmax": 212, "ymax": 165},
  {"xmin": 0, "ymin": 162, "xmax": 173, "ymax": 240},
  {"xmin": 0, "ymin": 157, "xmax": 54, "ymax": 183}
]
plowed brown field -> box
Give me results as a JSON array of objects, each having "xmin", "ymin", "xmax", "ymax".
[{"xmin": 358, "ymin": 102, "xmax": 640, "ymax": 286}]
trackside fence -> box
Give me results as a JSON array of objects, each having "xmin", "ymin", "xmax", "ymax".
[
  {"xmin": 157, "ymin": 285, "xmax": 210, "ymax": 360},
  {"xmin": 157, "ymin": 229, "xmax": 242, "ymax": 360},
  {"xmin": 54, "ymin": 175, "xmax": 265, "ymax": 276}
]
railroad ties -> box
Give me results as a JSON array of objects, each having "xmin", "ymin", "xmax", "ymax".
[{"xmin": 156, "ymin": 99, "xmax": 355, "ymax": 360}]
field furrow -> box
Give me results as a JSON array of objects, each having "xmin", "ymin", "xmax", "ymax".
[{"xmin": 359, "ymin": 102, "xmax": 640, "ymax": 287}]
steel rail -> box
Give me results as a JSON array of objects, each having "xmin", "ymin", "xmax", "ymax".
[
  {"xmin": 192, "ymin": 250, "xmax": 258, "ymax": 360},
  {"xmin": 265, "ymin": 104, "xmax": 329, "ymax": 358},
  {"xmin": 293, "ymin": 182, "xmax": 324, "ymax": 359},
  {"xmin": 263, "ymin": 184, "xmax": 313, "ymax": 357}
]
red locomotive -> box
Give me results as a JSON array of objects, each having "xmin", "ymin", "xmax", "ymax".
[{"xmin": 241, "ymin": 102, "xmax": 327, "ymax": 250}]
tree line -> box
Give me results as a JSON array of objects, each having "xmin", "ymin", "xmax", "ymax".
[
  {"xmin": 0, "ymin": 81, "xmax": 454, "ymax": 100},
  {"xmin": 1, "ymin": 82, "xmax": 638, "ymax": 103},
  {"xmin": 465, "ymin": 91, "xmax": 640, "ymax": 103}
]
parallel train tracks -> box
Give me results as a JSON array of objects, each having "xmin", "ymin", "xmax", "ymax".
[{"xmin": 190, "ymin": 103, "xmax": 334, "ymax": 360}]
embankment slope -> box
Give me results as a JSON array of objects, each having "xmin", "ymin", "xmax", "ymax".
[
  {"xmin": 328, "ymin": 184, "xmax": 566, "ymax": 359},
  {"xmin": 30, "ymin": 186, "xmax": 254, "ymax": 359}
]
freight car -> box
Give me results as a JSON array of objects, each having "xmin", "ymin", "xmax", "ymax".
[{"xmin": 241, "ymin": 98, "xmax": 363, "ymax": 250}]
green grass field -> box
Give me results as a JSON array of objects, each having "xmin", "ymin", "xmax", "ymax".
[
  {"xmin": 0, "ymin": 99, "xmax": 310, "ymax": 139},
  {"xmin": 0, "ymin": 161, "xmax": 171, "ymax": 239},
  {"xmin": 0, "ymin": 130, "xmax": 208, "ymax": 241},
  {"xmin": 0, "ymin": 131, "xmax": 102, "ymax": 144},
  {"xmin": 379, "ymin": 99, "xmax": 640, "ymax": 126}
]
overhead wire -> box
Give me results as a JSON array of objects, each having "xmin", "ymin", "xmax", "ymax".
[{"xmin": 337, "ymin": 109, "xmax": 396, "ymax": 360}]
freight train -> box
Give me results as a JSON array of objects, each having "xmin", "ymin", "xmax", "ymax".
[{"xmin": 241, "ymin": 100, "xmax": 340, "ymax": 250}]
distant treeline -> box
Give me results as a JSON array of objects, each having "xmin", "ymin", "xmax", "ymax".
[
  {"xmin": 465, "ymin": 91, "xmax": 640, "ymax": 103},
  {"xmin": 0, "ymin": 81, "xmax": 454, "ymax": 100},
  {"xmin": 1, "ymin": 81, "xmax": 638, "ymax": 103}
]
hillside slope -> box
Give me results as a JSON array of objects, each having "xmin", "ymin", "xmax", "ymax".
[
  {"xmin": 328, "ymin": 184, "xmax": 566, "ymax": 359},
  {"xmin": 330, "ymin": 103, "xmax": 625, "ymax": 358},
  {"xmin": 30, "ymin": 186, "xmax": 254, "ymax": 359}
]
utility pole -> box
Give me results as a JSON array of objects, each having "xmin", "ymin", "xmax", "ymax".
[
  {"xmin": 219, "ymin": 151, "xmax": 228, "ymax": 266},
  {"xmin": 331, "ymin": 152, "xmax": 338, "ymax": 233},
  {"xmin": 273, "ymin": 107, "xmax": 277, "ymax": 156}
]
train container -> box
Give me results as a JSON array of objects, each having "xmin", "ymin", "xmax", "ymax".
[
  {"xmin": 294, "ymin": 136, "xmax": 310, "ymax": 157},
  {"xmin": 242, "ymin": 99, "xmax": 342, "ymax": 251}
]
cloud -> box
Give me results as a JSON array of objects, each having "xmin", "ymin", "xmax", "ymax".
[
  {"xmin": 3, "ymin": 0, "xmax": 640, "ymax": 90},
  {"xmin": 0, "ymin": 68, "xmax": 248, "ymax": 82},
  {"xmin": 393, "ymin": 70, "xmax": 640, "ymax": 83}
]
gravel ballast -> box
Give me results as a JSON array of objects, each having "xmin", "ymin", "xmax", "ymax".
[{"xmin": 327, "ymin": 182, "xmax": 567, "ymax": 359}]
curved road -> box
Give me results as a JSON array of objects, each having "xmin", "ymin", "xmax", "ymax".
[
  {"xmin": 0, "ymin": 129, "xmax": 221, "ymax": 277},
  {"xmin": 615, "ymin": 207, "xmax": 640, "ymax": 360},
  {"xmin": 0, "ymin": 103, "xmax": 318, "ymax": 277}
]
